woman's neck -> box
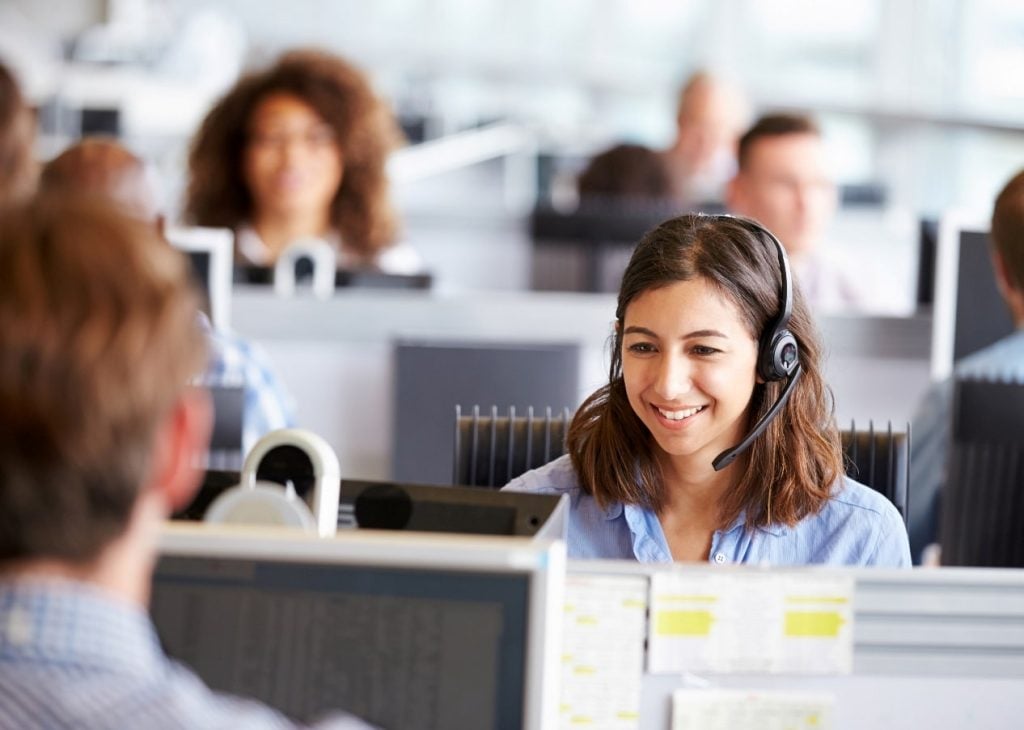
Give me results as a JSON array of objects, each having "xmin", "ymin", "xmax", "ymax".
[
  {"xmin": 250, "ymin": 209, "xmax": 333, "ymax": 259},
  {"xmin": 656, "ymin": 452, "xmax": 741, "ymax": 561}
]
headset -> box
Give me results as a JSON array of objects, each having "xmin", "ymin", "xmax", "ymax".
[{"xmin": 711, "ymin": 216, "xmax": 803, "ymax": 471}]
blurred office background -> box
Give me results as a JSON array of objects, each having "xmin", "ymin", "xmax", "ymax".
[{"xmin": 2, "ymin": 0, "xmax": 1022, "ymax": 307}]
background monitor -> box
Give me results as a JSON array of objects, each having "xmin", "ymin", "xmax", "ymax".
[
  {"xmin": 165, "ymin": 225, "xmax": 234, "ymax": 331},
  {"xmin": 392, "ymin": 339, "xmax": 581, "ymax": 484},
  {"xmin": 151, "ymin": 524, "xmax": 564, "ymax": 730},
  {"xmin": 930, "ymin": 214, "xmax": 1015, "ymax": 380}
]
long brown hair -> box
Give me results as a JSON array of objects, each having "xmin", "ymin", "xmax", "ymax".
[
  {"xmin": 185, "ymin": 48, "xmax": 402, "ymax": 259},
  {"xmin": 567, "ymin": 214, "xmax": 842, "ymax": 528}
]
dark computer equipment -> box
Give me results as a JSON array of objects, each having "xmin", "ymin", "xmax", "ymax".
[
  {"xmin": 207, "ymin": 385, "xmax": 245, "ymax": 469},
  {"xmin": 529, "ymin": 200, "xmax": 686, "ymax": 292},
  {"xmin": 339, "ymin": 478, "xmax": 568, "ymax": 539},
  {"xmin": 391, "ymin": 340, "xmax": 580, "ymax": 484},
  {"xmin": 233, "ymin": 264, "xmax": 432, "ymax": 290},
  {"xmin": 839, "ymin": 182, "xmax": 887, "ymax": 208},
  {"xmin": 152, "ymin": 526, "xmax": 563, "ymax": 729},
  {"xmin": 79, "ymin": 106, "xmax": 121, "ymax": 136},
  {"xmin": 931, "ymin": 221, "xmax": 1015, "ymax": 380},
  {"xmin": 916, "ymin": 217, "xmax": 938, "ymax": 307},
  {"xmin": 940, "ymin": 378, "xmax": 1024, "ymax": 567}
]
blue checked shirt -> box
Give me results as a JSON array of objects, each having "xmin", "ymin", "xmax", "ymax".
[
  {"xmin": 504, "ymin": 455, "xmax": 910, "ymax": 566},
  {"xmin": 0, "ymin": 579, "xmax": 372, "ymax": 730},
  {"xmin": 196, "ymin": 315, "xmax": 295, "ymax": 455}
]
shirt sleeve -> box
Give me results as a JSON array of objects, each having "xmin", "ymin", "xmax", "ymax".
[{"xmin": 865, "ymin": 500, "xmax": 913, "ymax": 567}]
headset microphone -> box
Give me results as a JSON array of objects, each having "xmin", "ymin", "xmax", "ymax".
[{"xmin": 711, "ymin": 217, "xmax": 801, "ymax": 472}]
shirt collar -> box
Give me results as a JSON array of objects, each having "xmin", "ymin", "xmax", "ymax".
[
  {"xmin": 0, "ymin": 578, "xmax": 164, "ymax": 677},
  {"xmin": 604, "ymin": 499, "xmax": 789, "ymax": 537}
]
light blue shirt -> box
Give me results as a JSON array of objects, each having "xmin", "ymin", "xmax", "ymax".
[
  {"xmin": 504, "ymin": 455, "xmax": 910, "ymax": 567},
  {"xmin": 0, "ymin": 578, "xmax": 373, "ymax": 730},
  {"xmin": 909, "ymin": 328, "xmax": 1024, "ymax": 562},
  {"xmin": 196, "ymin": 314, "xmax": 296, "ymax": 455}
]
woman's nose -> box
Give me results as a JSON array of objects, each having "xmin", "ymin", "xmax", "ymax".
[{"xmin": 653, "ymin": 354, "xmax": 691, "ymax": 401}]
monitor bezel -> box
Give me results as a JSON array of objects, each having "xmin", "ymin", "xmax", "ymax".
[
  {"xmin": 156, "ymin": 523, "xmax": 565, "ymax": 730},
  {"xmin": 929, "ymin": 211, "xmax": 992, "ymax": 381},
  {"xmin": 165, "ymin": 225, "xmax": 234, "ymax": 331}
]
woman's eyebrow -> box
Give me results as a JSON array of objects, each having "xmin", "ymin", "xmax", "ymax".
[{"xmin": 623, "ymin": 325, "xmax": 728, "ymax": 339}]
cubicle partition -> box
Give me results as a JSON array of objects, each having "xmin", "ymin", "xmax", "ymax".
[
  {"xmin": 563, "ymin": 561, "xmax": 1024, "ymax": 729},
  {"xmin": 230, "ymin": 287, "xmax": 933, "ymax": 481},
  {"xmin": 153, "ymin": 521, "xmax": 1024, "ymax": 730}
]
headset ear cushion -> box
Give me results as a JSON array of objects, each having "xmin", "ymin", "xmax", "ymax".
[{"xmin": 760, "ymin": 330, "xmax": 800, "ymax": 381}]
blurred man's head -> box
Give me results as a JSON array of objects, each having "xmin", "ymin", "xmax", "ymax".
[
  {"xmin": 666, "ymin": 71, "xmax": 748, "ymax": 201},
  {"xmin": 41, "ymin": 138, "xmax": 161, "ymax": 225},
  {"xmin": 726, "ymin": 114, "xmax": 837, "ymax": 259},
  {"xmin": 0, "ymin": 194, "xmax": 208, "ymax": 570},
  {"xmin": 991, "ymin": 169, "xmax": 1024, "ymax": 325},
  {"xmin": 0, "ymin": 60, "xmax": 36, "ymax": 204}
]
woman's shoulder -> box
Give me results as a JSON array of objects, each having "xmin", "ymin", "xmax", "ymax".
[
  {"xmin": 827, "ymin": 476, "xmax": 900, "ymax": 515},
  {"xmin": 501, "ymin": 454, "xmax": 582, "ymax": 497},
  {"xmin": 805, "ymin": 476, "xmax": 911, "ymax": 566}
]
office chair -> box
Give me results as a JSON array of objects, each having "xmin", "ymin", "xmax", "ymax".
[
  {"xmin": 940, "ymin": 378, "xmax": 1024, "ymax": 567},
  {"xmin": 453, "ymin": 405, "xmax": 573, "ymax": 488},
  {"xmin": 841, "ymin": 420, "xmax": 911, "ymax": 526},
  {"xmin": 453, "ymin": 407, "xmax": 910, "ymax": 525}
]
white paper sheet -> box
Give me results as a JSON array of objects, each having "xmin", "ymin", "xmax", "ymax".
[
  {"xmin": 560, "ymin": 574, "xmax": 648, "ymax": 729},
  {"xmin": 649, "ymin": 571, "xmax": 853, "ymax": 674},
  {"xmin": 672, "ymin": 688, "xmax": 834, "ymax": 730}
]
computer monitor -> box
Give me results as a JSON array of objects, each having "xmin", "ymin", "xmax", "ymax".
[
  {"xmin": 165, "ymin": 225, "xmax": 234, "ymax": 331},
  {"xmin": 338, "ymin": 479, "xmax": 569, "ymax": 540},
  {"xmin": 930, "ymin": 214, "xmax": 1015, "ymax": 380},
  {"xmin": 151, "ymin": 524, "xmax": 564, "ymax": 730}
]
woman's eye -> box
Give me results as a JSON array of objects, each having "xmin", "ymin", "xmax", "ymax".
[
  {"xmin": 691, "ymin": 345, "xmax": 720, "ymax": 356},
  {"xmin": 627, "ymin": 342, "xmax": 656, "ymax": 354}
]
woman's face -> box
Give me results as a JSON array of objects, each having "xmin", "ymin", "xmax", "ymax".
[
  {"xmin": 621, "ymin": 277, "xmax": 760, "ymax": 469},
  {"xmin": 243, "ymin": 93, "xmax": 343, "ymax": 222}
]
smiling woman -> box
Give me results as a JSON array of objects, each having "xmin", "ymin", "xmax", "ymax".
[
  {"xmin": 185, "ymin": 49, "xmax": 421, "ymax": 273},
  {"xmin": 505, "ymin": 213, "xmax": 911, "ymax": 567}
]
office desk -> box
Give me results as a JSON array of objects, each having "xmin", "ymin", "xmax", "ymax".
[{"xmin": 231, "ymin": 288, "xmax": 933, "ymax": 478}]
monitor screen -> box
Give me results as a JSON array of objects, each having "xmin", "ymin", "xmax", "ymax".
[
  {"xmin": 151, "ymin": 525, "xmax": 564, "ymax": 730},
  {"xmin": 165, "ymin": 226, "xmax": 234, "ymax": 331},
  {"xmin": 930, "ymin": 217, "xmax": 1015, "ymax": 380}
]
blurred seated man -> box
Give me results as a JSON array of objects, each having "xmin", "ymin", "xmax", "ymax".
[
  {"xmin": 40, "ymin": 138, "xmax": 295, "ymax": 455},
  {"xmin": 0, "ymin": 194, "xmax": 370, "ymax": 728},
  {"xmin": 726, "ymin": 113, "xmax": 863, "ymax": 313},
  {"xmin": 908, "ymin": 169, "xmax": 1024, "ymax": 563},
  {"xmin": 662, "ymin": 71, "xmax": 748, "ymax": 207},
  {"xmin": 577, "ymin": 143, "xmax": 675, "ymax": 204}
]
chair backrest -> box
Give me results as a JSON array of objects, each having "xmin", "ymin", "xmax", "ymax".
[
  {"xmin": 454, "ymin": 407, "xmax": 910, "ymax": 525},
  {"xmin": 941, "ymin": 378, "xmax": 1024, "ymax": 567},
  {"xmin": 392, "ymin": 340, "xmax": 580, "ymax": 484},
  {"xmin": 841, "ymin": 420, "xmax": 910, "ymax": 526},
  {"xmin": 453, "ymin": 406, "xmax": 572, "ymax": 488}
]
